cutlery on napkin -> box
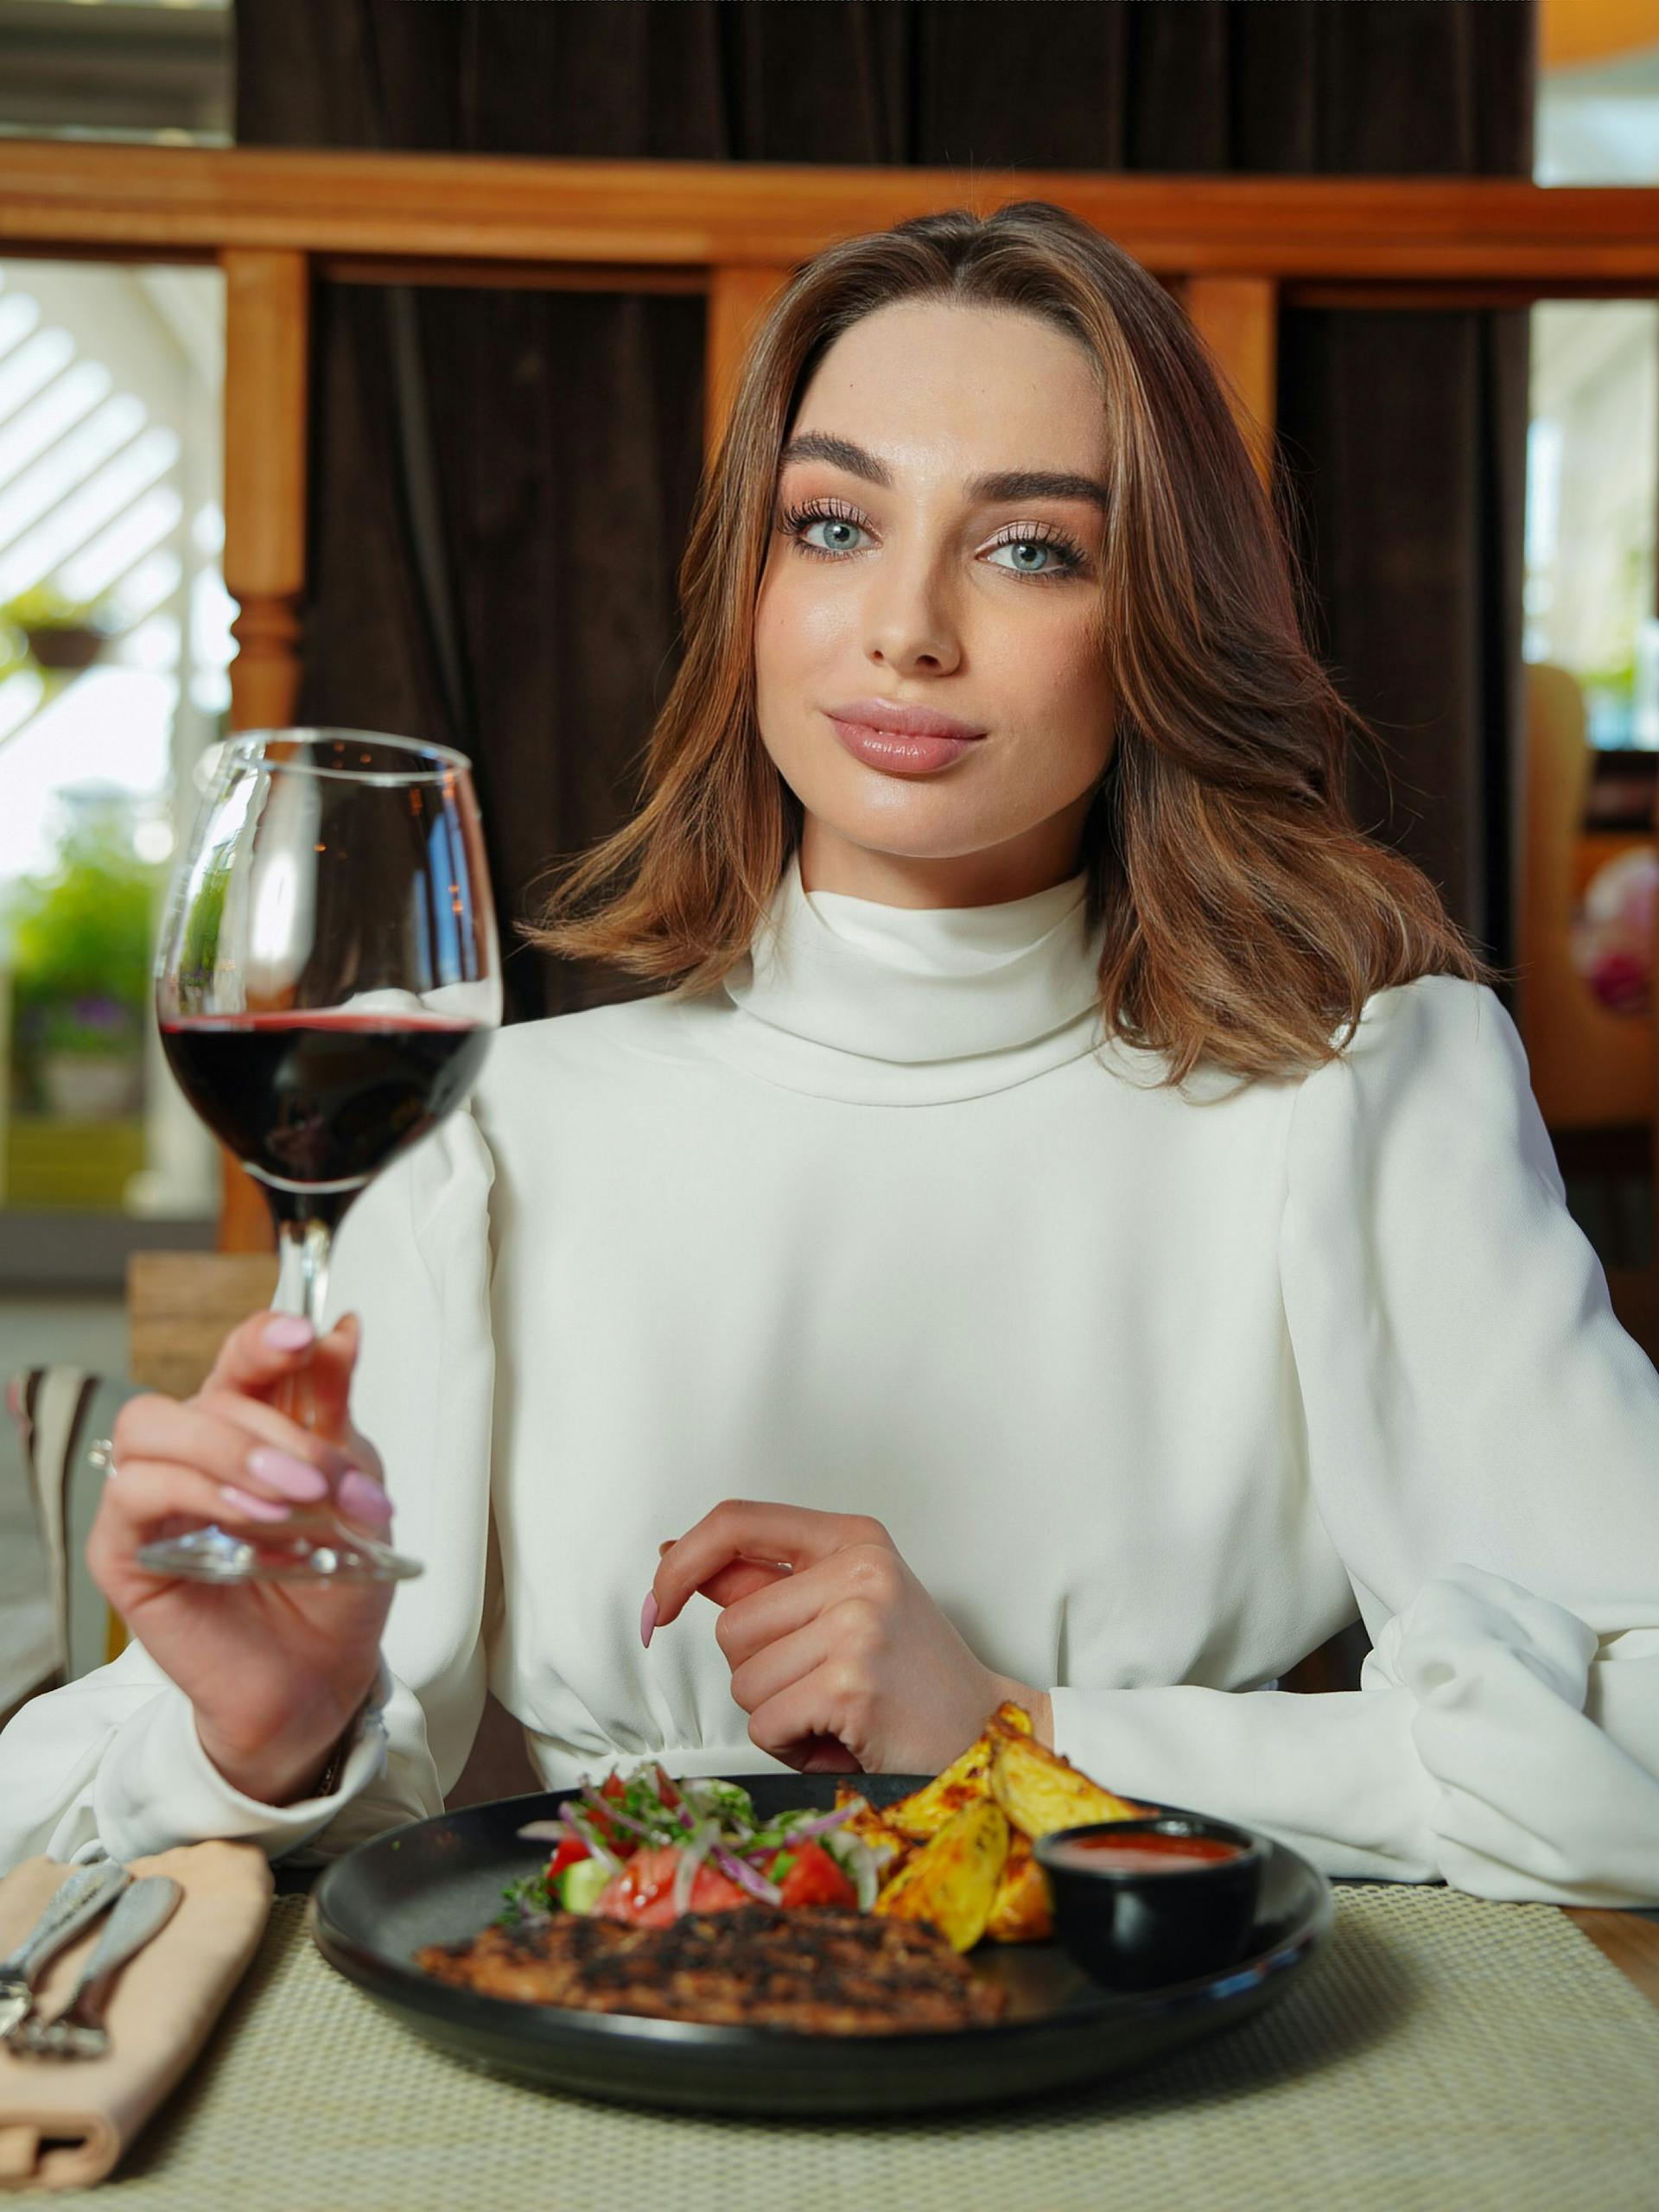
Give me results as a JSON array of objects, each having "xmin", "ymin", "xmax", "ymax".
[
  {"xmin": 0, "ymin": 1864, "xmax": 130, "ymax": 2042},
  {"xmin": 8, "ymin": 1878, "xmax": 183, "ymax": 2061},
  {"xmin": 0, "ymin": 1843, "xmax": 272, "ymax": 2192}
]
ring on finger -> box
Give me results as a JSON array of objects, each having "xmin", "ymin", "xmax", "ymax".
[{"xmin": 87, "ymin": 1436, "xmax": 119, "ymax": 1480}]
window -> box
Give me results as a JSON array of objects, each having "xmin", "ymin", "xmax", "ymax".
[{"xmin": 0, "ymin": 259, "xmax": 227, "ymax": 1228}]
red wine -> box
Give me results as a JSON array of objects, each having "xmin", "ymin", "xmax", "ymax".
[{"xmin": 161, "ymin": 1012, "xmax": 490, "ymax": 1226}]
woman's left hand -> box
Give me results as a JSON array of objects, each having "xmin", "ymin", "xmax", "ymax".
[{"xmin": 647, "ymin": 1501, "xmax": 1051, "ymax": 1775}]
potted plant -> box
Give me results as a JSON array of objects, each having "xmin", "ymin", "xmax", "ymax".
[
  {"xmin": 1, "ymin": 583, "xmax": 117, "ymax": 674},
  {"xmin": 5, "ymin": 814, "xmax": 160, "ymax": 1124}
]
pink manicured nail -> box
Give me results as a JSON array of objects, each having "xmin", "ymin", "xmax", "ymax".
[
  {"xmin": 264, "ymin": 1315, "xmax": 315, "ymax": 1352},
  {"xmin": 338, "ymin": 1469, "xmax": 394, "ymax": 1525},
  {"xmin": 246, "ymin": 1447, "xmax": 330, "ymax": 1503},
  {"xmin": 640, "ymin": 1592, "xmax": 658, "ymax": 1649},
  {"xmin": 221, "ymin": 1484, "xmax": 291, "ymax": 1524}
]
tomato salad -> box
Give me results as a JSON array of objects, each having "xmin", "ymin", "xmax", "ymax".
[{"xmin": 500, "ymin": 1764, "xmax": 893, "ymax": 1932}]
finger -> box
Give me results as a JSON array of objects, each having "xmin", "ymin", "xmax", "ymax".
[
  {"xmin": 186, "ymin": 1389, "xmax": 379, "ymax": 1481},
  {"xmin": 747, "ymin": 1731, "xmax": 862, "ymax": 1777},
  {"xmin": 655, "ymin": 1539, "xmax": 789, "ymax": 1611},
  {"xmin": 714, "ymin": 1556, "xmax": 847, "ymax": 1670},
  {"xmin": 115, "ymin": 1395, "xmax": 346, "ymax": 1505},
  {"xmin": 653, "ymin": 1503, "xmax": 880, "ymax": 1629},
  {"xmin": 790, "ymin": 1736, "xmax": 865, "ymax": 1776},
  {"xmin": 199, "ymin": 1308, "xmax": 327, "ymax": 1404},
  {"xmin": 746, "ymin": 1666, "xmax": 867, "ymax": 1771},
  {"xmin": 726, "ymin": 1611, "xmax": 839, "ymax": 1719},
  {"xmin": 90, "ymin": 1459, "xmax": 298, "ymax": 1580},
  {"xmin": 698, "ymin": 1560, "xmax": 791, "ymax": 1610},
  {"xmin": 334, "ymin": 1467, "xmax": 396, "ymax": 1533},
  {"xmin": 270, "ymin": 1313, "xmax": 360, "ymax": 1442}
]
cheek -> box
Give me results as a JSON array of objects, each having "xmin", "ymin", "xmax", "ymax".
[
  {"xmin": 988, "ymin": 606, "xmax": 1112, "ymax": 753},
  {"xmin": 755, "ymin": 562, "xmax": 856, "ymax": 685}
]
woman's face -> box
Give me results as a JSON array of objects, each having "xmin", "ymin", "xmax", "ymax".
[{"xmin": 753, "ymin": 298, "xmax": 1116, "ymax": 908}]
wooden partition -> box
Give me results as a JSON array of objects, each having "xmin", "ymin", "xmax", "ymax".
[{"xmin": 3, "ymin": 143, "xmax": 1659, "ymax": 1250}]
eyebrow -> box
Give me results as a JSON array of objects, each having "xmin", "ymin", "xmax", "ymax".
[{"xmin": 779, "ymin": 432, "xmax": 1109, "ymax": 514}]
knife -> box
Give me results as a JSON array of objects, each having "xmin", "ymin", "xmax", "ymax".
[{"xmin": 0, "ymin": 1859, "xmax": 132, "ymax": 2037}]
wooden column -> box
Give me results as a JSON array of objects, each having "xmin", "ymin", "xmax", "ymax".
[
  {"xmin": 705, "ymin": 263, "xmax": 791, "ymax": 450},
  {"xmin": 1184, "ymin": 275, "xmax": 1279, "ymax": 486},
  {"xmin": 219, "ymin": 247, "xmax": 310, "ymax": 1250}
]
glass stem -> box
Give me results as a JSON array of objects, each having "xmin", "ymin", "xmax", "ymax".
[
  {"xmin": 274, "ymin": 1217, "xmax": 334, "ymax": 1438},
  {"xmin": 276, "ymin": 1216, "xmax": 334, "ymax": 1332}
]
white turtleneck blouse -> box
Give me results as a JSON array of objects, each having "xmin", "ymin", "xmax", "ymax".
[{"xmin": 4, "ymin": 855, "xmax": 1659, "ymax": 1904}]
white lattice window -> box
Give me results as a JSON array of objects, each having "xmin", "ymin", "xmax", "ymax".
[{"xmin": 0, "ymin": 258, "xmax": 229, "ymax": 1218}]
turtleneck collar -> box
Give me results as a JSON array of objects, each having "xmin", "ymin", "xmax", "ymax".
[{"xmin": 673, "ymin": 849, "xmax": 1112, "ymax": 1105}]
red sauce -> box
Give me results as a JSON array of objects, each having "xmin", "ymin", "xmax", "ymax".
[{"xmin": 1046, "ymin": 1832, "xmax": 1243, "ymax": 1876}]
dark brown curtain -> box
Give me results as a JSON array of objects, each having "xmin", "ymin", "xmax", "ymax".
[{"xmin": 236, "ymin": 0, "xmax": 1534, "ymax": 1022}]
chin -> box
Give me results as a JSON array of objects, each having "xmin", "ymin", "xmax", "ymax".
[{"xmin": 804, "ymin": 792, "xmax": 1004, "ymax": 856}]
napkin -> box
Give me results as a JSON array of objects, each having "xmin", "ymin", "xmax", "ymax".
[{"xmin": 0, "ymin": 1842, "xmax": 273, "ymax": 2192}]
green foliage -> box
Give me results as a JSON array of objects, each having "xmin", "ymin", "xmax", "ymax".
[
  {"xmin": 6, "ymin": 821, "xmax": 162, "ymax": 1058},
  {"xmin": 0, "ymin": 583, "xmax": 111, "ymax": 633}
]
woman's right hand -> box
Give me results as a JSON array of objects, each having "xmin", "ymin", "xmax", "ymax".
[{"xmin": 86, "ymin": 1311, "xmax": 397, "ymax": 1808}]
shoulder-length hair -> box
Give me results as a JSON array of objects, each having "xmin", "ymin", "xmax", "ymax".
[{"xmin": 531, "ymin": 199, "xmax": 1498, "ymax": 1084}]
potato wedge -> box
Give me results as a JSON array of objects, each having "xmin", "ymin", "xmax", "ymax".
[
  {"xmin": 883, "ymin": 1702, "xmax": 1034, "ymax": 1843},
  {"xmin": 988, "ymin": 1726, "xmax": 1150, "ymax": 1840},
  {"xmin": 984, "ymin": 1834, "xmax": 1054, "ymax": 1945},
  {"xmin": 873, "ymin": 1800, "xmax": 1011, "ymax": 1952}
]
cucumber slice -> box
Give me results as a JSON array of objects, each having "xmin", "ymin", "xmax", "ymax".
[{"xmin": 556, "ymin": 1857, "xmax": 611, "ymax": 1915}]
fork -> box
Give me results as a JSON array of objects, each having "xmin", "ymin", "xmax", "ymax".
[
  {"xmin": 7, "ymin": 1877, "xmax": 181, "ymax": 2061},
  {"xmin": 0, "ymin": 1859, "xmax": 130, "ymax": 2040}
]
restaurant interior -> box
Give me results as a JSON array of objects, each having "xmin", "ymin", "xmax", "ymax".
[{"xmin": 0, "ymin": 0, "xmax": 1656, "ymax": 2198}]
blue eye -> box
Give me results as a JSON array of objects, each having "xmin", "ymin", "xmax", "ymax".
[
  {"xmin": 800, "ymin": 512, "xmax": 871, "ymax": 557},
  {"xmin": 986, "ymin": 532, "xmax": 1079, "ymax": 575},
  {"xmin": 987, "ymin": 538, "xmax": 1065, "ymax": 575},
  {"xmin": 779, "ymin": 504, "xmax": 1092, "ymax": 588}
]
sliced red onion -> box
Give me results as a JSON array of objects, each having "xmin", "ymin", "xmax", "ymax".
[
  {"xmin": 514, "ymin": 1820, "xmax": 567, "ymax": 1843},
  {"xmin": 774, "ymin": 1805, "xmax": 858, "ymax": 1842},
  {"xmin": 711, "ymin": 1840, "xmax": 783, "ymax": 1907},
  {"xmin": 671, "ymin": 1823, "xmax": 717, "ymax": 1915}
]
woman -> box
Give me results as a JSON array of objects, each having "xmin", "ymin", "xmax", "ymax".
[{"xmin": 3, "ymin": 204, "xmax": 1656, "ymax": 1900}]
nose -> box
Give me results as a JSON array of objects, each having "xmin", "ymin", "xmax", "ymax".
[{"xmin": 862, "ymin": 552, "xmax": 962, "ymax": 678}]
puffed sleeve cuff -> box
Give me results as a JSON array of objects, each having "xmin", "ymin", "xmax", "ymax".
[
  {"xmin": 1048, "ymin": 1566, "xmax": 1659, "ymax": 1904},
  {"xmin": 91, "ymin": 1658, "xmax": 393, "ymax": 1866},
  {"xmin": 1046, "ymin": 1672, "xmax": 1440, "ymax": 1885},
  {"xmin": 1377, "ymin": 1565, "xmax": 1659, "ymax": 1905}
]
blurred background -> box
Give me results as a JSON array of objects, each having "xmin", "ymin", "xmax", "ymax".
[{"xmin": 0, "ymin": 0, "xmax": 1656, "ymax": 1701}]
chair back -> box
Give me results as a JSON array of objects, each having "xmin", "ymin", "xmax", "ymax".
[
  {"xmin": 3, "ymin": 1365, "xmax": 137, "ymax": 1697},
  {"xmin": 126, "ymin": 1252, "xmax": 280, "ymax": 1396}
]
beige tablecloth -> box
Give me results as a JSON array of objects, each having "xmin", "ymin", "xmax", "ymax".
[{"xmin": 35, "ymin": 1883, "xmax": 1659, "ymax": 2210}]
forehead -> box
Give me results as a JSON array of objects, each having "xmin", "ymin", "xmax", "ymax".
[{"xmin": 791, "ymin": 300, "xmax": 1107, "ymax": 480}]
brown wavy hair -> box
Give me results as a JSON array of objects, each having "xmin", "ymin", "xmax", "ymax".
[{"xmin": 531, "ymin": 199, "xmax": 1499, "ymax": 1084}]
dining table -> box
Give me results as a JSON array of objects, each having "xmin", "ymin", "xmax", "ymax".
[{"xmin": 16, "ymin": 1863, "xmax": 1659, "ymax": 2212}]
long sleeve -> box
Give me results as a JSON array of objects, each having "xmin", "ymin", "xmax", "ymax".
[
  {"xmin": 1049, "ymin": 978, "xmax": 1659, "ymax": 1904},
  {"xmin": 0, "ymin": 1108, "xmax": 498, "ymax": 1872}
]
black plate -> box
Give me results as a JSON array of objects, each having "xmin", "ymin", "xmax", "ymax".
[{"xmin": 310, "ymin": 1775, "xmax": 1332, "ymax": 2116}]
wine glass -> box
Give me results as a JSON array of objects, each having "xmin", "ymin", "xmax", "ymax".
[{"xmin": 146, "ymin": 728, "xmax": 502, "ymax": 1584}]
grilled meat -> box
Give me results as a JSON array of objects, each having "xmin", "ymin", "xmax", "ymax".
[{"xmin": 416, "ymin": 1906, "xmax": 1007, "ymax": 2035}]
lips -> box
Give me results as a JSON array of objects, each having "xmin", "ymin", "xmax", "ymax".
[
  {"xmin": 825, "ymin": 713, "xmax": 985, "ymax": 778},
  {"xmin": 823, "ymin": 699, "xmax": 988, "ymax": 742}
]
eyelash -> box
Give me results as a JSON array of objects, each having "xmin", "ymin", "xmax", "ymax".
[{"xmin": 775, "ymin": 498, "xmax": 1088, "ymax": 583}]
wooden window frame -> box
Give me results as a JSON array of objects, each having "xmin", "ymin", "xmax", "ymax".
[{"xmin": 3, "ymin": 143, "xmax": 1657, "ymax": 1248}]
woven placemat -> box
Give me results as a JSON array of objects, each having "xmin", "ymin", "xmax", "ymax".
[{"xmin": 51, "ymin": 1885, "xmax": 1659, "ymax": 2211}]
